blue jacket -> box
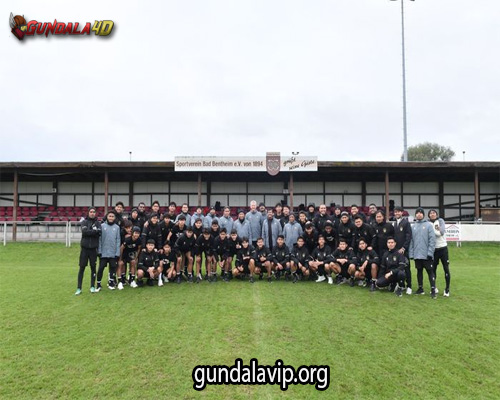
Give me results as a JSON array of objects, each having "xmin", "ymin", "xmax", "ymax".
[
  {"xmin": 219, "ymin": 215, "xmax": 234, "ymax": 233},
  {"xmin": 283, "ymin": 221, "xmax": 303, "ymax": 250},
  {"xmin": 246, "ymin": 210, "xmax": 263, "ymax": 242},
  {"xmin": 175, "ymin": 212, "xmax": 191, "ymax": 227},
  {"xmin": 234, "ymin": 218, "xmax": 251, "ymax": 242},
  {"xmin": 98, "ymin": 221, "xmax": 121, "ymax": 258},
  {"xmin": 191, "ymin": 212, "xmax": 205, "ymax": 226},
  {"xmin": 203, "ymin": 213, "xmax": 219, "ymax": 229},
  {"xmin": 261, "ymin": 217, "xmax": 283, "ymax": 249},
  {"xmin": 409, "ymin": 219, "xmax": 436, "ymax": 260}
]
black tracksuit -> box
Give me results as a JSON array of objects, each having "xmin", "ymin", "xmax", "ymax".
[
  {"xmin": 313, "ymin": 214, "xmax": 332, "ymax": 232},
  {"xmin": 338, "ymin": 221, "xmax": 356, "ymax": 249},
  {"xmin": 253, "ymin": 245, "xmax": 271, "ymax": 268},
  {"xmin": 356, "ymin": 248, "xmax": 380, "ymax": 280},
  {"xmin": 213, "ymin": 236, "xmax": 230, "ymax": 261},
  {"xmin": 160, "ymin": 220, "xmax": 174, "ymax": 246},
  {"xmin": 77, "ymin": 216, "xmax": 102, "ymax": 289},
  {"xmin": 290, "ymin": 244, "xmax": 311, "ymax": 268},
  {"xmin": 311, "ymin": 244, "xmax": 332, "ymax": 276},
  {"xmin": 353, "ymin": 223, "xmax": 376, "ymax": 252},
  {"xmin": 236, "ymin": 245, "xmax": 254, "ymax": 272},
  {"xmin": 121, "ymin": 235, "xmax": 141, "ymax": 262},
  {"xmin": 376, "ymin": 248, "xmax": 406, "ymax": 288},
  {"xmin": 331, "ymin": 248, "xmax": 357, "ymax": 277},
  {"xmin": 393, "ymin": 217, "xmax": 413, "ymax": 287},
  {"xmin": 272, "ymin": 244, "xmax": 290, "ymax": 265},
  {"xmin": 174, "ymin": 233, "xmax": 196, "ymax": 256},
  {"xmin": 141, "ymin": 221, "xmax": 162, "ymax": 249},
  {"xmin": 138, "ymin": 249, "xmax": 160, "ymax": 273},
  {"xmin": 302, "ymin": 229, "xmax": 319, "ymax": 254},
  {"xmin": 374, "ymin": 222, "xmax": 395, "ymax": 257}
]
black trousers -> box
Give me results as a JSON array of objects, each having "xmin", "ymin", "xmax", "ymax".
[
  {"xmin": 376, "ymin": 269, "xmax": 406, "ymax": 288},
  {"xmin": 78, "ymin": 248, "xmax": 98, "ymax": 289},
  {"xmin": 97, "ymin": 257, "xmax": 118, "ymax": 284},
  {"xmin": 433, "ymin": 247, "xmax": 450, "ymax": 291},
  {"xmin": 415, "ymin": 259, "xmax": 436, "ymax": 289}
]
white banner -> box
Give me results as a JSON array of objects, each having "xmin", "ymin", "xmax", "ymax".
[
  {"xmin": 174, "ymin": 156, "xmax": 318, "ymax": 172},
  {"xmin": 445, "ymin": 223, "xmax": 461, "ymax": 242}
]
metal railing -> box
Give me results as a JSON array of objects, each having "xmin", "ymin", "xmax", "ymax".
[{"xmin": 1, "ymin": 221, "xmax": 81, "ymax": 246}]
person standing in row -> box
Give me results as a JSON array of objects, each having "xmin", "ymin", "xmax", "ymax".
[
  {"xmin": 428, "ymin": 209, "xmax": 451, "ymax": 297},
  {"xmin": 75, "ymin": 207, "xmax": 101, "ymax": 295}
]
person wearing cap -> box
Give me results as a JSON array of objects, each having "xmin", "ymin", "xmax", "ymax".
[
  {"xmin": 218, "ymin": 207, "xmax": 234, "ymax": 234},
  {"xmin": 409, "ymin": 207, "xmax": 437, "ymax": 299},
  {"xmin": 167, "ymin": 214, "xmax": 187, "ymax": 244},
  {"xmin": 118, "ymin": 226, "xmax": 142, "ymax": 289},
  {"xmin": 96, "ymin": 211, "xmax": 121, "ymax": 291},
  {"xmin": 302, "ymin": 221, "xmax": 319, "ymax": 254},
  {"xmin": 195, "ymin": 228, "xmax": 215, "ymax": 283},
  {"xmin": 261, "ymin": 209, "xmax": 283, "ymax": 251},
  {"xmin": 393, "ymin": 206, "xmax": 413, "ymax": 294},
  {"xmin": 203, "ymin": 206, "xmax": 219, "ymax": 229},
  {"xmin": 428, "ymin": 209, "xmax": 450, "ymax": 297},
  {"xmin": 246, "ymin": 200, "xmax": 263, "ymax": 247},
  {"xmin": 306, "ymin": 203, "xmax": 316, "ymax": 221},
  {"xmin": 313, "ymin": 204, "xmax": 332, "ymax": 232},
  {"xmin": 337, "ymin": 211, "xmax": 355, "ymax": 250},
  {"xmin": 283, "ymin": 213, "xmax": 303, "ymax": 250},
  {"xmin": 137, "ymin": 239, "xmax": 161, "ymax": 287},
  {"xmin": 75, "ymin": 207, "xmax": 102, "ymax": 295},
  {"xmin": 174, "ymin": 226, "xmax": 196, "ymax": 283},
  {"xmin": 234, "ymin": 209, "xmax": 251, "ymax": 243},
  {"xmin": 373, "ymin": 210, "xmax": 395, "ymax": 259},
  {"xmin": 141, "ymin": 213, "xmax": 162, "ymax": 249},
  {"xmin": 175, "ymin": 203, "xmax": 192, "ymax": 227},
  {"xmin": 129, "ymin": 208, "xmax": 142, "ymax": 230},
  {"xmin": 353, "ymin": 214, "xmax": 376, "ymax": 252}
]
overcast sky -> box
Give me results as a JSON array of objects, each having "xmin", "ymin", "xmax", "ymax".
[{"xmin": 1, "ymin": 0, "xmax": 499, "ymax": 162}]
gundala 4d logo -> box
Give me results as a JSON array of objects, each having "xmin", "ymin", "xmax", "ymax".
[{"xmin": 10, "ymin": 12, "xmax": 114, "ymax": 40}]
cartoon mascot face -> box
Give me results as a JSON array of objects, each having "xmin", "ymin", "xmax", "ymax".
[{"xmin": 10, "ymin": 13, "xmax": 27, "ymax": 40}]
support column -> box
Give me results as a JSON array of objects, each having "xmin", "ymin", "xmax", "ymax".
[
  {"xmin": 197, "ymin": 173, "xmax": 202, "ymax": 207},
  {"xmin": 206, "ymin": 180, "xmax": 211, "ymax": 208},
  {"xmin": 52, "ymin": 181, "xmax": 58, "ymax": 207},
  {"xmin": 438, "ymin": 181, "xmax": 444, "ymax": 219},
  {"xmin": 361, "ymin": 181, "xmax": 366, "ymax": 206},
  {"xmin": 289, "ymin": 173, "xmax": 294, "ymax": 209},
  {"xmin": 385, "ymin": 170, "xmax": 390, "ymax": 222},
  {"xmin": 13, "ymin": 170, "xmax": 18, "ymax": 241},
  {"xmin": 104, "ymin": 170, "xmax": 109, "ymax": 215},
  {"xmin": 129, "ymin": 182, "xmax": 134, "ymax": 208},
  {"xmin": 474, "ymin": 170, "xmax": 480, "ymax": 220}
]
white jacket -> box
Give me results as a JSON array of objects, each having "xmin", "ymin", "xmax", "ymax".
[{"xmin": 431, "ymin": 218, "xmax": 447, "ymax": 249}]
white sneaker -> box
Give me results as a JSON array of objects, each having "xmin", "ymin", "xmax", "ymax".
[
  {"xmin": 108, "ymin": 284, "xmax": 116, "ymax": 290},
  {"xmin": 406, "ymin": 287, "xmax": 412, "ymax": 295},
  {"xmin": 117, "ymin": 282, "xmax": 124, "ymax": 290},
  {"xmin": 443, "ymin": 290, "xmax": 450, "ymax": 297},
  {"xmin": 435, "ymin": 287, "xmax": 439, "ymax": 294},
  {"xmin": 158, "ymin": 278, "xmax": 164, "ymax": 287},
  {"xmin": 130, "ymin": 280, "xmax": 138, "ymax": 288},
  {"xmin": 316, "ymin": 275, "xmax": 326, "ymax": 283},
  {"xmin": 327, "ymin": 276, "xmax": 333, "ymax": 285}
]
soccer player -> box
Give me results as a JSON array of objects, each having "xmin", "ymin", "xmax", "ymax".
[
  {"xmin": 275, "ymin": 203, "xmax": 284, "ymax": 227},
  {"xmin": 252, "ymin": 237, "xmax": 272, "ymax": 282},
  {"xmin": 302, "ymin": 222, "xmax": 319, "ymax": 254},
  {"xmin": 353, "ymin": 214, "xmax": 376, "ymax": 252},
  {"xmin": 165, "ymin": 201, "xmax": 177, "ymax": 220},
  {"xmin": 393, "ymin": 206, "xmax": 413, "ymax": 294},
  {"xmin": 306, "ymin": 203, "xmax": 316, "ymax": 221},
  {"xmin": 297, "ymin": 211, "xmax": 308, "ymax": 230},
  {"xmin": 373, "ymin": 210, "xmax": 395, "ymax": 258},
  {"xmin": 283, "ymin": 213, "xmax": 303, "ymax": 250},
  {"xmin": 233, "ymin": 237, "xmax": 255, "ymax": 283},
  {"xmin": 174, "ymin": 226, "xmax": 196, "ymax": 283},
  {"xmin": 148, "ymin": 200, "xmax": 161, "ymax": 220},
  {"xmin": 280, "ymin": 205, "xmax": 291, "ymax": 228},
  {"xmin": 313, "ymin": 204, "xmax": 331, "ymax": 232},
  {"xmin": 76, "ymin": 207, "xmax": 101, "ymax": 295},
  {"xmin": 192, "ymin": 217, "xmax": 204, "ymax": 240},
  {"xmin": 332, "ymin": 206, "xmax": 342, "ymax": 229},
  {"xmin": 210, "ymin": 220, "xmax": 220, "ymax": 239},
  {"xmin": 213, "ymin": 228, "xmax": 231, "ymax": 281},
  {"xmin": 167, "ymin": 214, "xmax": 187, "ymax": 245},
  {"xmin": 355, "ymin": 237, "xmax": 380, "ymax": 291},
  {"xmin": 234, "ymin": 209, "xmax": 251, "ymax": 243},
  {"xmin": 290, "ymin": 236, "xmax": 311, "ymax": 282},
  {"xmin": 112, "ymin": 201, "xmax": 126, "ymax": 227},
  {"xmin": 409, "ymin": 208, "xmax": 437, "ymax": 299},
  {"xmin": 310, "ymin": 235, "xmax": 334, "ymax": 284},
  {"xmin": 159, "ymin": 242, "xmax": 177, "ymax": 282},
  {"xmin": 195, "ymin": 228, "xmax": 215, "ymax": 282},
  {"xmin": 428, "ymin": 209, "xmax": 451, "ymax": 297},
  {"xmin": 376, "ymin": 237, "xmax": 407, "ymax": 297},
  {"xmin": 136, "ymin": 202, "xmax": 148, "ymax": 228},
  {"xmin": 331, "ymin": 238, "xmax": 357, "ymax": 284},
  {"xmin": 137, "ymin": 239, "xmax": 161, "ymax": 287},
  {"xmin": 219, "ymin": 207, "xmax": 234, "ymax": 233},
  {"xmin": 96, "ymin": 211, "xmax": 121, "ymax": 291},
  {"xmin": 160, "ymin": 214, "xmax": 174, "ymax": 246},
  {"xmin": 141, "ymin": 213, "xmax": 162, "ymax": 249},
  {"xmin": 118, "ymin": 226, "xmax": 141, "ymax": 289},
  {"xmin": 261, "ymin": 209, "xmax": 283, "ymax": 251},
  {"xmin": 227, "ymin": 229, "xmax": 242, "ymax": 277},
  {"xmin": 350, "ymin": 204, "xmax": 365, "ymax": 222},
  {"xmin": 367, "ymin": 203, "xmax": 378, "ymax": 227},
  {"xmin": 246, "ymin": 200, "xmax": 263, "ymax": 247},
  {"xmin": 272, "ymin": 235, "xmax": 291, "ymax": 280},
  {"xmin": 129, "ymin": 208, "xmax": 142, "ymax": 229},
  {"xmin": 337, "ymin": 212, "xmax": 355, "ymax": 249}
]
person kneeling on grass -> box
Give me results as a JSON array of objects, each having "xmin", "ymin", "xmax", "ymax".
[
  {"xmin": 330, "ymin": 238, "xmax": 357, "ymax": 285},
  {"xmin": 252, "ymin": 237, "xmax": 272, "ymax": 282},
  {"xmin": 137, "ymin": 239, "xmax": 161, "ymax": 287},
  {"xmin": 272, "ymin": 235, "xmax": 291, "ymax": 281},
  {"xmin": 354, "ymin": 237, "xmax": 380, "ymax": 291},
  {"xmin": 118, "ymin": 226, "xmax": 141, "ymax": 290},
  {"xmin": 310, "ymin": 235, "xmax": 334, "ymax": 284},
  {"xmin": 159, "ymin": 242, "xmax": 177, "ymax": 283},
  {"xmin": 290, "ymin": 236, "xmax": 311, "ymax": 283},
  {"xmin": 232, "ymin": 237, "xmax": 255, "ymax": 283},
  {"xmin": 376, "ymin": 237, "xmax": 407, "ymax": 297}
]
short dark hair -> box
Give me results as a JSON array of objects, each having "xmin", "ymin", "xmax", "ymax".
[
  {"xmin": 339, "ymin": 238, "xmax": 347, "ymax": 244},
  {"xmin": 387, "ymin": 236, "xmax": 395, "ymax": 242},
  {"xmin": 354, "ymin": 214, "xmax": 363, "ymax": 221},
  {"xmin": 220, "ymin": 228, "xmax": 227, "ymax": 234},
  {"xmin": 177, "ymin": 215, "xmax": 186, "ymax": 221},
  {"xmin": 169, "ymin": 201, "xmax": 177, "ymax": 207},
  {"xmin": 115, "ymin": 201, "xmax": 124, "ymax": 207},
  {"xmin": 152, "ymin": 200, "xmax": 160, "ymax": 207},
  {"xmin": 277, "ymin": 234, "xmax": 284, "ymax": 240}
]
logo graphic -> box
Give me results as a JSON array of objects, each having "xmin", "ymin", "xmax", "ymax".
[
  {"xmin": 9, "ymin": 13, "xmax": 27, "ymax": 40},
  {"xmin": 266, "ymin": 152, "xmax": 281, "ymax": 176},
  {"xmin": 10, "ymin": 12, "xmax": 114, "ymax": 40}
]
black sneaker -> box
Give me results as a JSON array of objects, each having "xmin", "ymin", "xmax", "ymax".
[
  {"xmin": 416, "ymin": 287, "xmax": 425, "ymax": 295},
  {"xmin": 349, "ymin": 277, "xmax": 355, "ymax": 287},
  {"xmin": 293, "ymin": 274, "xmax": 298, "ymax": 284},
  {"xmin": 249, "ymin": 276, "xmax": 255, "ymax": 283},
  {"xmin": 223, "ymin": 275, "xmax": 229, "ymax": 282},
  {"xmin": 196, "ymin": 275, "xmax": 201, "ymax": 284},
  {"xmin": 188, "ymin": 275, "xmax": 193, "ymax": 283},
  {"xmin": 136, "ymin": 279, "xmax": 144, "ymax": 287},
  {"xmin": 370, "ymin": 281, "xmax": 376, "ymax": 292},
  {"xmin": 147, "ymin": 279, "xmax": 154, "ymax": 286},
  {"xmin": 176, "ymin": 275, "xmax": 181, "ymax": 284},
  {"xmin": 395, "ymin": 286, "xmax": 403, "ymax": 297},
  {"xmin": 259, "ymin": 273, "xmax": 263, "ymax": 281},
  {"xmin": 431, "ymin": 289, "xmax": 437, "ymax": 300},
  {"xmin": 335, "ymin": 275, "xmax": 343, "ymax": 285},
  {"xmin": 267, "ymin": 276, "xmax": 272, "ymax": 283},
  {"xmin": 213, "ymin": 274, "xmax": 217, "ymax": 283}
]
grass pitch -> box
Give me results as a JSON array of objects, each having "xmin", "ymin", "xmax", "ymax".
[{"xmin": 1, "ymin": 242, "xmax": 499, "ymax": 399}]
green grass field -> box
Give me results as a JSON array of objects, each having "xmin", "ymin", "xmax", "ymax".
[{"xmin": 1, "ymin": 242, "xmax": 499, "ymax": 399}]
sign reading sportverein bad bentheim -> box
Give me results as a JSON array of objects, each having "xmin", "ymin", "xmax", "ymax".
[{"xmin": 174, "ymin": 155, "xmax": 318, "ymax": 173}]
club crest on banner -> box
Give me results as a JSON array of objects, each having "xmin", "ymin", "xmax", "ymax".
[{"xmin": 266, "ymin": 152, "xmax": 281, "ymax": 176}]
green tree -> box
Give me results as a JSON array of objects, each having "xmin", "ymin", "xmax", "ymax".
[{"xmin": 402, "ymin": 142, "xmax": 455, "ymax": 162}]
